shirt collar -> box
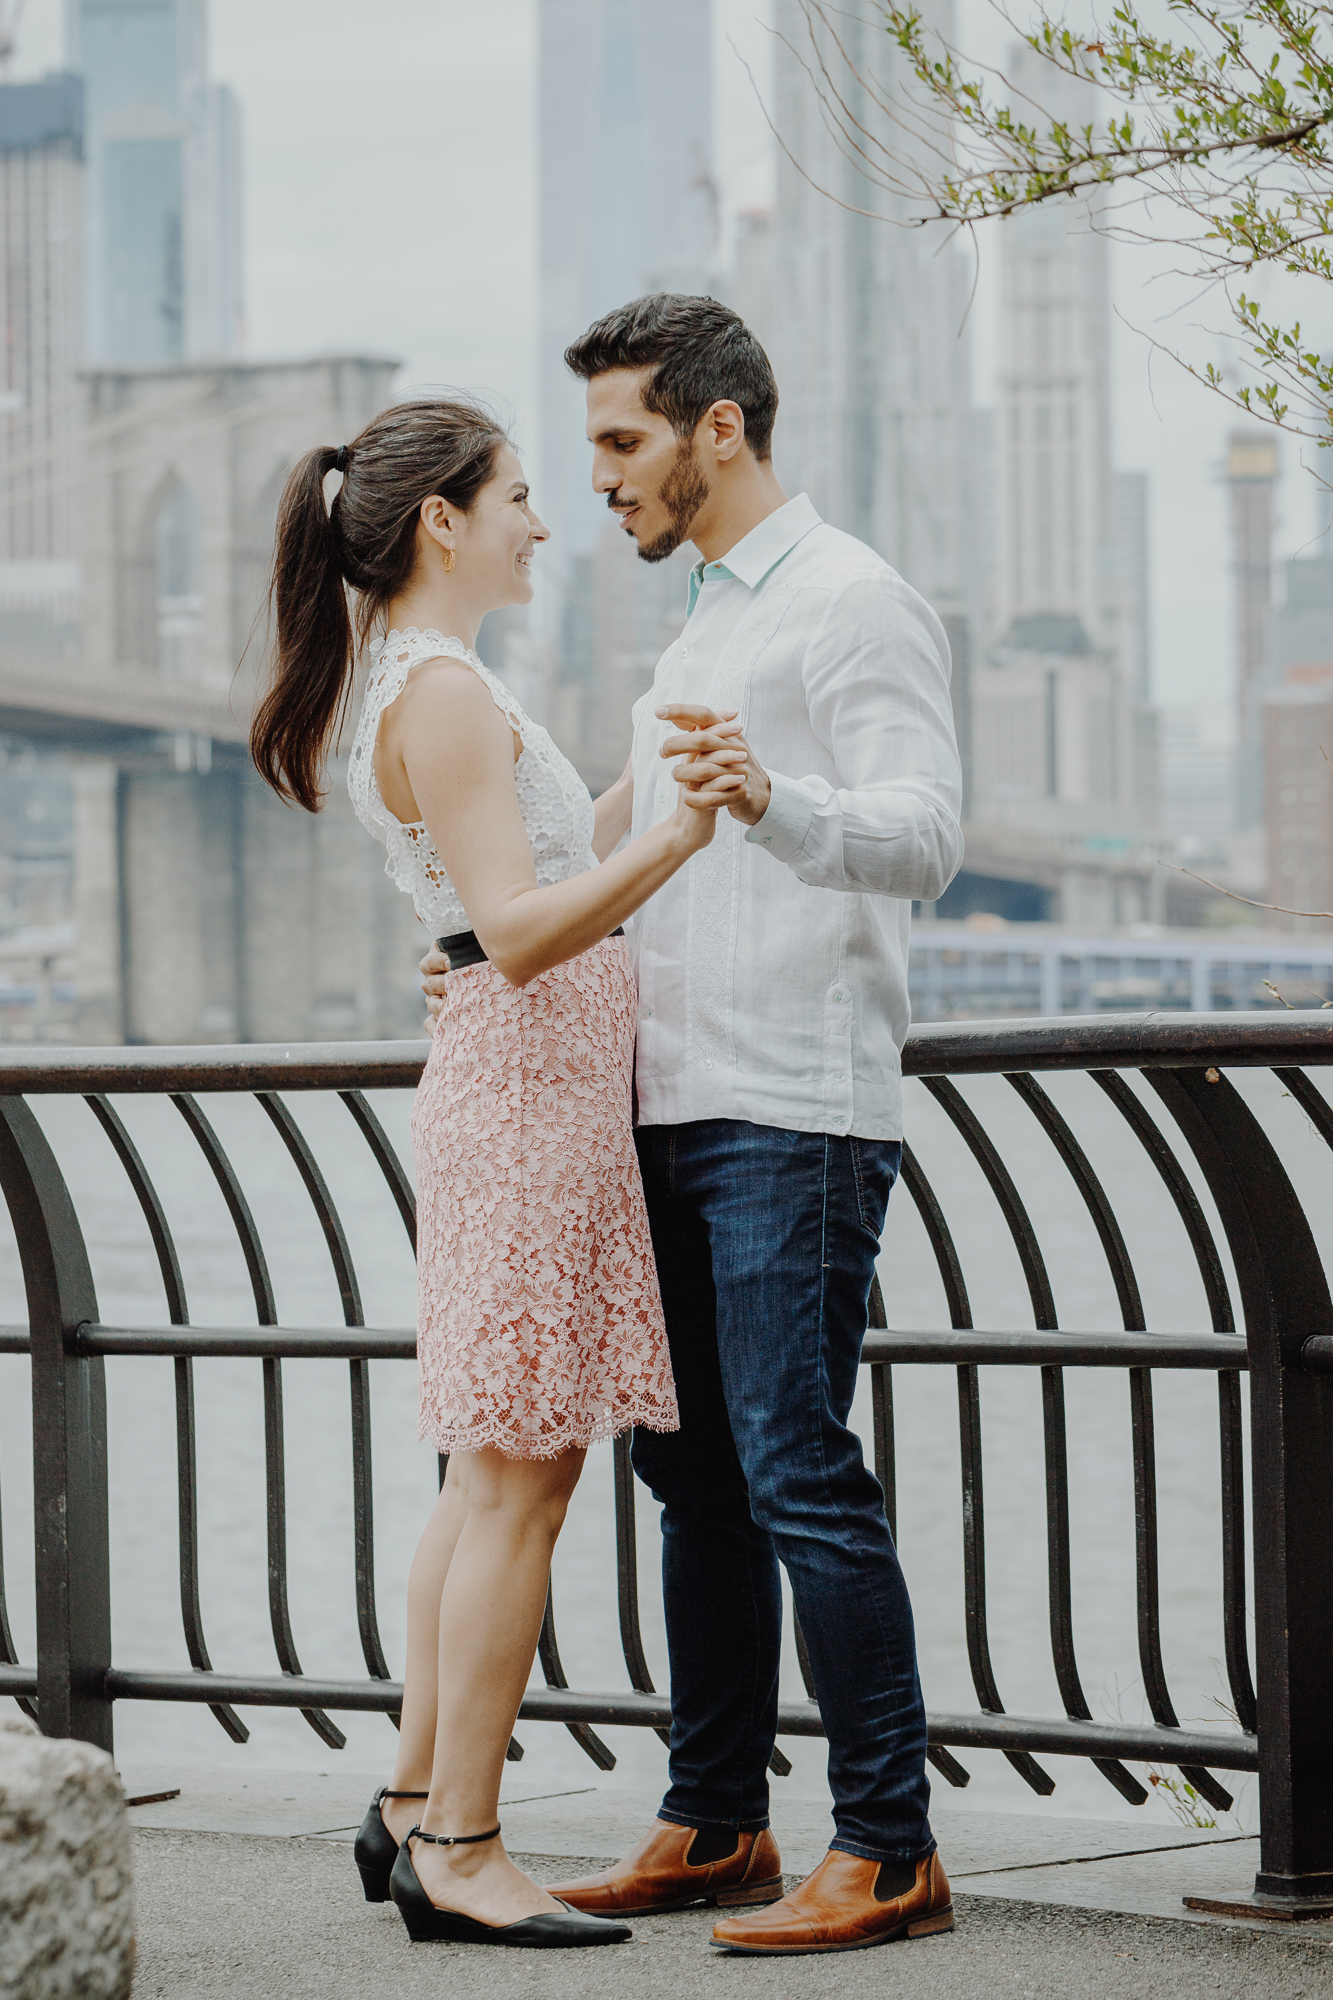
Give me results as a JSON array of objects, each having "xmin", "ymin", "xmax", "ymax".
[{"xmin": 686, "ymin": 493, "xmax": 822, "ymax": 618}]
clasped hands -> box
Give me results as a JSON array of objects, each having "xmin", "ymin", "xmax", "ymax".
[
  {"xmin": 658, "ymin": 704, "xmax": 771, "ymax": 830},
  {"xmin": 418, "ymin": 706, "xmax": 769, "ymax": 1023}
]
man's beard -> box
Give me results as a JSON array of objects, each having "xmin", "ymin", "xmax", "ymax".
[{"xmin": 631, "ymin": 439, "xmax": 710, "ymax": 564}]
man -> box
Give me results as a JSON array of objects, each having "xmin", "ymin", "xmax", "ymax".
[{"xmin": 423, "ymin": 293, "xmax": 962, "ymax": 1955}]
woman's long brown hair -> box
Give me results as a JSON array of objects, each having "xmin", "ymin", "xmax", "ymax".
[{"xmin": 249, "ymin": 398, "xmax": 507, "ymax": 812}]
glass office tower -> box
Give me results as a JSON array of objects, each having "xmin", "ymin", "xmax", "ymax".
[{"xmin": 68, "ymin": 0, "xmax": 242, "ymax": 363}]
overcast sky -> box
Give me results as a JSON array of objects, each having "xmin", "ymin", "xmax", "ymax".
[{"xmin": 13, "ymin": 0, "xmax": 1330, "ymax": 713}]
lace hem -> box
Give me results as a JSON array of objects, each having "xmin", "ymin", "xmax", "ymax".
[{"xmin": 417, "ymin": 1400, "xmax": 680, "ymax": 1460}]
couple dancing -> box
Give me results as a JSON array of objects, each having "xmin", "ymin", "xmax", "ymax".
[{"xmin": 250, "ymin": 293, "xmax": 963, "ymax": 1955}]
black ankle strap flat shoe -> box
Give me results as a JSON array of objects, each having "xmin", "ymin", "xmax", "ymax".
[
  {"xmin": 353, "ymin": 1787, "xmax": 428, "ymax": 1903},
  {"xmin": 390, "ymin": 1834, "xmax": 631, "ymax": 1947}
]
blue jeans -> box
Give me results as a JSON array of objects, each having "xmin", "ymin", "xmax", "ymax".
[{"xmin": 631, "ymin": 1119, "xmax": 934, "ymax": 1863}]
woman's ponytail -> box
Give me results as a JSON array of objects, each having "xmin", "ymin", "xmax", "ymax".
[
  {"xmin": 248, "ymin": 398, "xmax": 507, "ymax": 813},
  {"xmin": 249, "ymin": 446, "xmax": 353, "ymax": 811}
]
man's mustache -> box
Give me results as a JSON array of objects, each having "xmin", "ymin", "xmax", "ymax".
[{"xmin": 607, "ymin": 496, "xmax": 637, "ymax": 513}]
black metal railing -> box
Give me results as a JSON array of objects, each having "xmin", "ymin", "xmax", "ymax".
[{"xmin": 2, "ymin": 1014, "xmax": 1332, "ymax": 1909}]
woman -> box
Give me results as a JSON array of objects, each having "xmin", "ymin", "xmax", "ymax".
[{"xmin": 249, "ymin": 398, "xmax": 744, "ymax": 1949}]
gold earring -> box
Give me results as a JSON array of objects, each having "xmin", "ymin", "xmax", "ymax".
[{"xmin": 441, "ymin": 547, "xmax": 456, "ymax": 574}]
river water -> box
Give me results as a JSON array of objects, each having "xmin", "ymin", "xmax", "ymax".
[{"xmin": 3, "ymin": 1060, "xmax": 1330, "ymax": 1835}]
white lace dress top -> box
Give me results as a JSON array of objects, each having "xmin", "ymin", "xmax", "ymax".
[{"xmin": 347, "ymin": 627, "xmax": 598, "ymax": 935}]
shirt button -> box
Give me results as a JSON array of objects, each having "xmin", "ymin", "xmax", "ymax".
[
  {"xmin": 835, "ymin": 1072, "xmax": 845, "ymax": 1082},
  {"xmin": 704, "ymin": 1059, "xmax": 713, "ymax": 1070},
  {"xmin": 680, "ymin": 646, "xmax": 689, "ymax": 658}
]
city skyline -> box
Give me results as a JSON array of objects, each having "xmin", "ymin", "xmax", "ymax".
[{"xmin": 10, "ymin": 0, "xmax": 1329, "ymax": 720}]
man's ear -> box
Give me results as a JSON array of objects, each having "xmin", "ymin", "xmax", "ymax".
[{"xmin": 705, "ymin": 400, "xmax": 747, "ymax": 464}]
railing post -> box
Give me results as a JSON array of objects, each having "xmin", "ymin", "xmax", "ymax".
[
  {"xmin": 0, "ymin": 1097, "xmax": 111, "ymax": 1751},
  {"xmin": 1146, "ymin": 1067, "xmax": 1333, "ymax": 1913}
]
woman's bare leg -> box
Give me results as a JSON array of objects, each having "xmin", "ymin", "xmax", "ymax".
[
  {"xmin": 379, "ymin": 1454, "xmax": 472, "ymax": 1845},
  {"xmin": 408, "ymin": 1443, "xmax": 586, "ymax": 1924}
]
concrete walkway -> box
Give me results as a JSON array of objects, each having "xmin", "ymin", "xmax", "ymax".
[{"xmin": 120, "ymin": 1767, "xmax": 1333, "ymax": 1998}]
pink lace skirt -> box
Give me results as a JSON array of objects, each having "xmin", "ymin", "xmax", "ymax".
[{"xmin": 410, "ymin": 933, "xmax": 678, "ymax": 1458}]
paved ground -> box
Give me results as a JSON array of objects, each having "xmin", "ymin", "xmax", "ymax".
[
  {"xmin": 117, "ymin": 1765, "xmax": 1321, "ymax": 1932},
  {"xmin": 129, "ymin": 1827, "xmax": 1333, "ymax": 2000}
]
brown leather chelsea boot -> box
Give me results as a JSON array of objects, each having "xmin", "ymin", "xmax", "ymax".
[
  {"xmin": 547, "ymin": 1817, "xmax": 784, "ymax": 1918},
  {"xmin": 710, "ymin": 1847, "xmax": 953, "ymax": 1954}
]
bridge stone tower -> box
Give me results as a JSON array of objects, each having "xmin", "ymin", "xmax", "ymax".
[{"xmin": 0, "ymin": 351, "xmax": 431, "ymax": 1046}]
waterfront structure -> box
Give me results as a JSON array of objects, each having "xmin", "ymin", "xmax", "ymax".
[
  {"xmin": 68, "ymin": 0, "xmax": 243, "ymax": 365},
  {"xmin": 0, "ymin": 72, "xmax": 84, "ymax": 640},
  {"xmin": 538, "ymin": 0, "xmax": 713, "ymax": 781},
  {"xmin": 1226, "ymin": 428, "xmax": 1279, "ymax": 828},
  {"xmin": 909, "ymin": 918, "xmax": 1333, "ymax": 1017}
]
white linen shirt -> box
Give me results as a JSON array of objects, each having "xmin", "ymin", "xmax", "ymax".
[{"xmin": 627, "ymin": 493, "xmax": 963, "ymax": 1141}]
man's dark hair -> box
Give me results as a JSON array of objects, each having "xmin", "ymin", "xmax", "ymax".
[{"xmin": 564, "ymin": 294, "xmax": 779, "ymax": 462}]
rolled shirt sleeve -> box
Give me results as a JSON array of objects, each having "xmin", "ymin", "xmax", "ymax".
[{"xmin": 744, "ymin": 568, "xmax": 964, "ymax": 903}]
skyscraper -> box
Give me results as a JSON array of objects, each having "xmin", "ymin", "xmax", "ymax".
[
  {"xmin": 67, "ymin": 0, "xmax": 242, "ymax": 365},
  {"xmin": 992, "ymin": 53, "xmax": 1120, "ymax": 660},
  {"xmin": 0, "ymin": 73, "xmax": 84, "ymax": 583},
  {"xmin": 765, "ymin": 0, "xmax": 976, "ymax": 626},
  {"xmin": 1226, "ymin": 428, "xmax": 1279, "ymax": 827},
  {"xmin": 968, "ymin": 45, "xmax": 1143, "ymax": 834},
  {"xmin": 537, "ymin": 0, "xmax": 716, "ymax": 781}
]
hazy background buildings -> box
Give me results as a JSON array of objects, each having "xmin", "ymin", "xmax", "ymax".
[{"xmin": 1, "ymin": 0, "xmax": 1331, "ymax": 1041}]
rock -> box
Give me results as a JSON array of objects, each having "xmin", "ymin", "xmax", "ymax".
[{"xmin": 0, "ymin": 1715, "xmax": 135, "ymax": 2000}]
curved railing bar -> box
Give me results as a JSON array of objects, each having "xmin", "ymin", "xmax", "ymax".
[
  {"xmin": 1009, "ymin": 1075, "xmax": 1231, "ymax": 1811},
  {"xmin": 537, "ymin": 1582, "xmax": 616, "ymax": 1771},
  {"xmin": 1013, "ymin": 1077, "xmax": 1223, "ymax": 1805},
  {"xmin": 895, "ymin": 1142, "xmax": 1040, "ymax": 1791},
  {"xmin": 348, "ymin": 1359, "xmax": 394, "ymax": 1697},
  {"xmin": 922, "ymin": 1077, "xmax": 1144, "ymax": 1804},
  {"xmin": 172, "ymin": 1095, "xmax": 277, "ymax": 1324},
  {"xmin": 1005, "ymin": 1075, "xmax": 1145, "ymax": 1331},
  {"xmin": 83, "ymin": 1096, "xmax": 248, "ymax": 1745},
  {"xmin": 896, "ymin": 1146, "xmax": 986, "ymax": 1791},
  {"xmin": 1218, "ymin": 1369, "xmax": 1258, "ymax": 1734},
  {"xmin": 1088, "ymin": 1072, "xmax": 1235, "ymax": 1334},
  {"xmin": 898, "ymin": 1145, "xmax": 971, "ymax": 1329},
  {"xmin": 920, "ymin": 1078, "xmax": 1057, "ymax": 1327},
  {"xmin": 1275, "ymin": 1065, "xmax": 1333, "ymax": 1156},
  {"xmin": 1091, "ymin": 1072, "xmax": 1255, "ymax": 1740},
  {"xmin": 253, "ymin": 1092, "xmax": 394, "ymax": 1691},
  {"xmin": 339, "ymin": 1091, "xmax": 417, "ymax": 1251},
  {"xmin": 85, "ymin": 1097, "xmax": 189, "ymax": 1324},
  {"xmin": 170, "ymin": 1094, "xmax": 345, "ymax": 1751},
  {"xmin": 255, "ymin": 1093, "xmax": 363, "ymax": 1324},
  {"xmin": 1127, "ymin": 1362, "xmax": 1231, "ymax": 1812},
  {"xmin": 612, "ymin": 1433, "xmax": 682, "ymax": 1757},
  {"xmin": 0, "ymin": 1476, "xmax": 37, "ymax": 1723}
]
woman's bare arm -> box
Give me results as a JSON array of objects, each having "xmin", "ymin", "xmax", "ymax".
[{"xmin": 383, "ymin": 661, "xmax": 738, "ymax": 987}]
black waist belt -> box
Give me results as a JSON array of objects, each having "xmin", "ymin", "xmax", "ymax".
[{"xmin": 436, "ymin": 927, "xmax": 624, "ymax": 970}]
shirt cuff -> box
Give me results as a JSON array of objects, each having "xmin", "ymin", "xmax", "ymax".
[{"xmin": 744, "ymin": 769, "xmax": 815, "ymax": 866}]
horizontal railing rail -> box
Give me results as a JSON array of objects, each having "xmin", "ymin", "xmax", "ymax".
[{"xmin": 2, "ymin": 1012, "xmax": 1332, "ymax": 1909}]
